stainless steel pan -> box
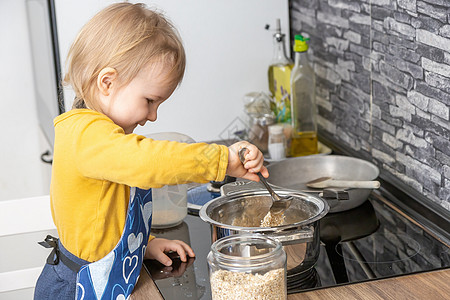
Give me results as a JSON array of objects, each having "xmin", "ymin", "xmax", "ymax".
[{"xmin": 266, "ymin": 155, "xmax": 379, "ymax": 213}]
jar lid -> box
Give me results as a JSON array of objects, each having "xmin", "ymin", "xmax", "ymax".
[
  {"xmin": 254, "ymin": 114, "xmax": 275, "ymax": 126},
  {"xmin": 268, "ymin": 124, "xmax": 284, "ymax": 135},
  {"xmin": 210, "ymin": 234, "xmax": 283, "ymax": 266}
]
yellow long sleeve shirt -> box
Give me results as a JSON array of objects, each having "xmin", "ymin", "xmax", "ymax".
[{"xmin": 51, "ymin": 109, "xmax": 228, "ymax": 262}]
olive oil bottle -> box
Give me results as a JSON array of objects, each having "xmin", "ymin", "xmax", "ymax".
[
  {"xmin": 289, "ymin": 35, "xmax": 318, "ymax": 156},
  {"xmin": 268, "ymin": 19, "xmax": 293, "ymax": 124}
]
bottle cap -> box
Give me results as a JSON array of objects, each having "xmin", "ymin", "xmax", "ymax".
[
  {"xmin": 269, "ymin": 124, "xmax": 284, "ymax": 135},
  {"xmin": 254, "ymin": 114, "xmax": 275, "ymax": 126},
  {"xmin": 293, "ymin": 34, "xmax": 309, "ymax": 52},
  {"xmin": 273, "ymin": 18, "xmax": 285, "ymax": 42}
]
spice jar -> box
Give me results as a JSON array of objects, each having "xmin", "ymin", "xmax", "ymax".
[
  {"xmin": 248, "ymin": 114, "xmax": 275, "ymax": 154},
  {"xmin": 268, "ymin": 124, "xmax": 286, "ymax": 161},
  {"xmin": 207, "ymin": 234, "xmax": 287, "ymax": 300}
]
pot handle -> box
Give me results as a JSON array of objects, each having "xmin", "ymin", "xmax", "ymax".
[
  {"xmin": 220, "ymin": 180, "xmax": 264, "ymax": 196},
  {"xmin": 268, "ymin": 226, "xmax": 315, "ymax": 245}
]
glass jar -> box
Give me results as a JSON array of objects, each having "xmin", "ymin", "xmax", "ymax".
[
  {"xmin": 151, "ymin": 184, "xmax": 188, "ymax": 228},
  {"xmin": 207, "ymin": 234, "xmax": 287, "ymax": 300},
  {"xmin": 145, "ymin": 132, "xmax": 195, "ymax": 228},
  {"xmin": 268, "ymin": 124, "xmax": 286, "ymax": 161},
  {"xmin": 248, "ymin": 114, "xmax": 275, "ymax": 154}
]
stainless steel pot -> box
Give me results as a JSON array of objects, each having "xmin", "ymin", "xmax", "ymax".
[
  {"xmin": 266, "ymin": 155, "xmax": 380, "ymax": 213},
  {"xmin": 199, "ymin": 189, "xmax": 329, "ymax": 276}
]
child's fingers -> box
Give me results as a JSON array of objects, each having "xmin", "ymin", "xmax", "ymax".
[
  {"xmin": 153, "ymin": 251, "xmax": 173, "ymax": 266},
  {"xmin": 244, "ymin": 152, "xmax": 264, "ymax": 171},
  {"xmin": 242, "ymin": 144, "xmax": 260, "ymax": 161},
  {"xmin": 228, "ymin": 141, "xmax": 267, "ymax": 180},
  {"xmin": 243, "ymin": 151, "xmax": 265, "ymax": 171},
  {"xmin": 246, "ymin": 161, "xmax": 264, "ymax": 174},
  {"xmin": 170, "ymin": 240, "xmax": 195, "ymax": 262},
  {"xmin": 259, "ymin": 166, "xmax": 269, "ymax": 178},
  {"xmin": 240, "ymin": 172, "xmax": 260, "ymax": 182}
]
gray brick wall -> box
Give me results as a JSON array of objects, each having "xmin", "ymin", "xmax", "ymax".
[{"xmin": 290, "ymin": 0, "xmax": 450, "ymax": 211}]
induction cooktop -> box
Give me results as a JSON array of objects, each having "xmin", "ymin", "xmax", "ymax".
[{"xmin": 144, "ymin": 184, "xmax": 450, "ymax": 299}]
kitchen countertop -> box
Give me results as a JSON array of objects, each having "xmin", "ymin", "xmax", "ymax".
[
  {"xmin": 131, "ymin": 267, "xmax": 450, "ymax": 300},
  {"xmin": 128, "ymin": 145, "xmax": 450, "ymax": 299}
]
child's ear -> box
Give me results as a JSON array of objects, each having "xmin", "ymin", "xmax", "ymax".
[{"xmin": 97, "ymin": 67, "xmax": 118, "ymax": 96}]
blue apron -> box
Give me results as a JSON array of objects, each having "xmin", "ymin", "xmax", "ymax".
[{"xmin": 75, "ymin": 187, "xmax": 153, "ymax": 300}]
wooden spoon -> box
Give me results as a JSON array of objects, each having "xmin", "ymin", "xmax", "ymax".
[{"xmin": 306, "ymin": 176, "xmax": 380, "ymax": 189}]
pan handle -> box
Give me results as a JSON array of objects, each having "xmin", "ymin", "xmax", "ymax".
[
  {"xmin": 222, "ymin": 182, "xmax": 350, "ymax": 202},
  {"xmin": 320, "ymin": 189, "xmax": 350, "ymax": 201}
]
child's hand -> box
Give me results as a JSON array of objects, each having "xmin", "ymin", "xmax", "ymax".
[
  {"xmin": 226, "ymin": 141, "xmax": 269, "ymax": 182},
  {"xmin": 145, "ymin": 238, "xmax": 195, "ymax": 266}
]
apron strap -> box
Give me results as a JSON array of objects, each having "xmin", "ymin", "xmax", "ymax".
[{"xmin": 38, "ymin": 235, "xmax": 84, "ymax": 273}]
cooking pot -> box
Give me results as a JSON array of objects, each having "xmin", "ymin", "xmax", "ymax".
[
  {"xmin": 199, "ymin": 189, "xmax": 329, "ymax": 276},
  {"xmin": 266, "ymin": 155, "xmax": 380, "ymax": 213}
]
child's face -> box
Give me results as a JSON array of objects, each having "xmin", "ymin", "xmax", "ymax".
[{"xmin": 99, "ymin": 62, "xmax": 177, "ymax": 134}]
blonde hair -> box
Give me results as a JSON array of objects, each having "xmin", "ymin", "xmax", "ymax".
[{"xmin": 64, "ymin": 2, "xmax": 186, "ymax": 110}]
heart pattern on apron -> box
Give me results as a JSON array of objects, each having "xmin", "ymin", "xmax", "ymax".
[{"xmin": 76, "ymin": 187, "xmax": 153, "ymax": 299}]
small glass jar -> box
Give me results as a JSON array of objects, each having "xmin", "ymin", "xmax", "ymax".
[
  {"xmin": 151, "ymin": 184, "xmax": 188, "ymax": 228},
  {"xmin": 247, "ymin": 114, "xmax": 275, "ymax": 154},
  {"xmin": 146, "ymin": 132, "xmax": 194, "ymax": 228},
  {"xmin": 268, "ymin": 124, "xmax": 286, "ymax": 161},
  {"xmin": 207, "ymin": 234, "xmax": 287, "ymax": 300}
]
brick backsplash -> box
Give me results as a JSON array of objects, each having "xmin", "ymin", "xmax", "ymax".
[{"xmin": 289, "ymin": 0, "xmax": 450, "ymax": 211}]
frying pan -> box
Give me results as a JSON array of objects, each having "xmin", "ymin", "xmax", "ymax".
[{"xmin": 266, "ymin": 155, "xmax": 380, "ymax": 213}]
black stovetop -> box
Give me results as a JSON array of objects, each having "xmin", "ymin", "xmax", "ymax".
[{"xmin": 144, "ymin": 187, "xmax": 450, "ymax": 299}]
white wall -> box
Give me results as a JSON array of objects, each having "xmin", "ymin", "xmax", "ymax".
[
  {"xmin": 0, "ymin": 1, "xmax": 52, "ymax": 201},
  {"xmin": 0, "ymin": 2, "xmax": 288, "ymax": 297},
  {"xmin": 56, "ymin": 0, "xmax": 290, "ymax": 142},
  {"xmin": 0, "ymin": 0, "xmax": 288, "ymax": 201}
]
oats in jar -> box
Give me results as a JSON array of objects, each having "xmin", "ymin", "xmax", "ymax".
[{"xmin": 210, "ymin": 268, "xmax": 286, "ymax": 300}]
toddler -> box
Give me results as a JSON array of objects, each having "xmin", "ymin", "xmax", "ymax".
[{"xmin": 34, "ymin": 3, "xmax": 268, "ymax": 300}]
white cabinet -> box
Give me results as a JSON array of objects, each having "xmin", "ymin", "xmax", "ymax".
[{"xmin": 0, "ymin": 196, "xmax": 56, "ymax": 298}]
